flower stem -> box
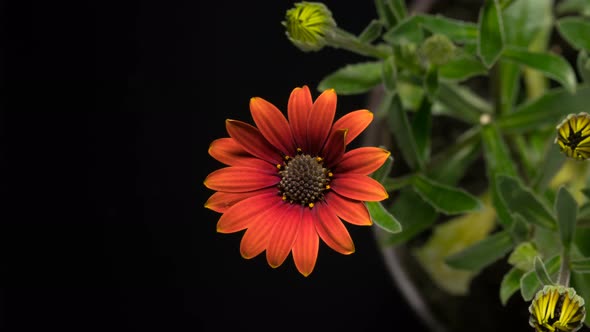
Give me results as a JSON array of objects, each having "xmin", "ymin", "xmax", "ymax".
[
  {"xmin": 558, "ymin": 247, "xmax": 571, "ymax": 287},
  {"xmin": 327, "ymin": 28, "xmax": 392, "ymax": 60}
]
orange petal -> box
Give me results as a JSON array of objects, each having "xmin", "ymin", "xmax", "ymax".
[
  {"xmin": 336, "ymin": 147, "xmax": 391, "ymax": 175},
  {"xmin": 208, "ymin": 137, "xmax": 256, "ymax": 166},
  {"xmin": 250, "ymin": 97, "xmax": 296, "ymax": 155},
  {"xmin": 314, "ymin": 202, "xmax": 355, "ymax": 255},
  {"xmin": 332, "ymin": 110, "xmax": 373, "ymax": 146},
  {"xmin": 205, "ymin": 188, "xmax": 276, "ymax": 213},
  {"xmin": 330, "ymin": 174, "xmax": 389, "ymax": 202},
  {"xmin": 307, "ymin": 89, "xmax": 337, "ymax": 156},
  {"xmin": 226, "ymin": 119, "xmax": 282, "ymax": 164},
  {"xmin": 266, "ymin": 204, "xmax": 302, "ymax": 268},
  {"xmin": 288, "ymin": 85, "xmax": 313, "ymax": 151},
  {"xmin": 292, "ymin": 210, "xmax": 319, "ymax": 277},
  {"xmin": 240, "ymin": 203, "xmax": 284, "ymax": 259},
  {"xmin": 321, "ymin": 128, "xmax": 347, "ymax": 167},
  {"xmin": 216, "ymin": 191, "xmax": 283, "ymax": 233},
  {"xmin": 204, "ymin": 166, "xmax": 279, "ymax": 192},
  {"xmin": 325, "ymin": 193, "xmax": 372, "ymax": 226}
]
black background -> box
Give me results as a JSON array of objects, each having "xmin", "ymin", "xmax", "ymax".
[{"xmin": 3, "ymin": 1, "xmax": 429, "ymax": 331}]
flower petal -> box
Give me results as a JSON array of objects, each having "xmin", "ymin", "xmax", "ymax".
[
  {"xmin": 288, "ymin": 85, "xmax": 313, "ymax": 151},
  {"xmin": 332, "ymin": 110, "xmax": 373, "ymax": 146},
  {"xmin": 331, "ymin": 173, "xmax": 389, "ymax": 201},
  {"xmin": 208, "ymin": 137, "xmax": 256, "ymax": 166},
  {"xmin": 204, "ymin": 166, "xmax": 279, "ymax": 192},
  {"xmin": 240, "ymin": 203, "xmax": 284, "ymax": 259},
  {"xmin": 292, "ymin": 210, "xmax": 319, "ymax": 277},
  {"xmin": 335, "ymin": 147, "xmax": 391, "ymax": 175},
  {"xmin": 216, "ymin": 191, "xmax": 283, "ymax": 233},
  {"xmin": 266, "ymin": 204, "xmax": 302, "ymax": 268},
  {"xmin": 325, "ymin": 193, "xmax": 372, "ymax": 226},
  {"xmin": 226, "ymin": 119, "xmax": 282, "ymax": 164},
  {"xmin": 205, "ymin": 188, "xmax": 276, "ymax": 213},
  {"xmin": 322, "ymin": 128, "xmax": 346, "ymax": 168},
  {"xmin": 307, "ymin": 89, "xmax": 336, "ymax": 156},
  {"xmin": 250, "ymin": 97, "xmax": 296, "ymax": 155},
  {"xmin": 314, "ymin": 202, "xmax": 354, "ymax": 255}
]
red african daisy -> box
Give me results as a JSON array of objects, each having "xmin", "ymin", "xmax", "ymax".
[{"xmin": 204, "ymin": 85, "xmax": 390, "ymax": 277}]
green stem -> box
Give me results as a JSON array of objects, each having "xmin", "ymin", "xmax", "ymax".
[
  {"xmin": 327, "ymin": 28, "xmax": 392, "ymax": 59},
  {"xmin": 558, "ymin": 247, "xmax": 571, "ymax": 287}
]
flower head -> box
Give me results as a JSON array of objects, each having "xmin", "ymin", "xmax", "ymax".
[
  {"xmin": 282, "ymin": 2, "xmax": 337, "ymax": 52},
  {"xmin": 204, "ymin": 85, "xmax": 390, "ymax": 276},
  {"xmin": 555, "ymin": 112, "xmax": 590, "ymax": 160},
  {"xmin": 529, "ymin": 285, "xmax": 586, "ymax": 332}
]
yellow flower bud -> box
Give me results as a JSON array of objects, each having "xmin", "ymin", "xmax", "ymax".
[
  {"xmin": 529, "ymin": 285, "xmax": 586, "ymax": 332},
  {"xmin": 282, "ymin": 1, "xmax": 336, "ymax": 52}
]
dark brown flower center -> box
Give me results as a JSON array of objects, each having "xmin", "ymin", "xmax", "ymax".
[{"xmin": 277, "ymin": 151, "xmax": 332, "ymax": 208}]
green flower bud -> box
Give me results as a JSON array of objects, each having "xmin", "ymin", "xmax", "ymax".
[
  {"xmin": 555, "ymin": 112, "xmax": 590, "ymax": 160},
  {"xmin": 529, "ymin": 285, "xmax": 586, "ymax": 332},
  {"xmin": 418, "ymin": 34, "xmax": 457, "ymax": 67},
  {"xmin": 282, "ymin": 1, "xmax": 337, "ymax": 52}
]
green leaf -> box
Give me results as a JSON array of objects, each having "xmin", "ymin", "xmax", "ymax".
[
  {"xmin": 382, "ymin": 187, "xmax": 438, "ymax": 246},
  {"xmin": 497, "ymin": 85, "xmax": 590, "ymax": 134},
  {"xmin": 555, "ymin": 186, "xmax": 578, "ymax": 249},
  {"xmin": 477, "ymin": 0, "xmax": 505, "ymax": 68},
  {"xmin": 500, "ymin": 267, "xmax": 525, "ymax": 305},
  {"xmin": 385, "ymin": 92, "xmax": 424, "ymax": 170},
  {"xmin": 532, "ymin": 142, "xmax": 566, "ymax": 193},
  {"xmin": 358, "ymin": 19, "xmax": 384, "ymax": 44},
  {"xmin": 382, "ymin": 55, "xmax": 397, "ymax": 92},
  {"xmin": 570, "ymin": 272, "xmax": 590, "ymax": 327},
  {"xmin": 481, "ymin": 124, "xmax": 517, "ymax": 227},
  {"xmin": 423, "ymin": 66, "xmax": 438, "ymax": 100},
  {"xmin": 387, "ymin": 0, "xmax": 407, "ymax": 21},
  {"xmin": 502, "ymin": 46, "xmax": 577, "ymax": 94},
  {"xmin": 508, "ymin": 241, "xmax": 537, "ymax": 271},
  {"xmin": 445, "ymin": 230, "xmax": 514, "ymax": 271},
  {"xmin": 509, "ymin": 214, "xmax": 532, "ymax": 243},
  {"xmin": 534, "ymin": 256, "xmax": 555, "ymax": 286},
  {"xmin": 411, "ymin": 97, "xmax": 432, "ymax": 164},
  {"xmin": 578, "ymin": 50, "xmax": 590, "ymax": 83},
  {"xmin": 557, "ymin": 0, "xmax": 590, "ymax": 17},
  {"xmin": 496, "ymin": 174, "xmax": 557, "ymax": 230},
  {"xmin": 417, "ymin": 14, "xmax": 479, "ymax": 43},
  {"xmin": 427, "ymin": 129, "xmax": 481, "ymax": 185},
  {"xmin": 502, "ymin": 0, "xmax": 553, "ymax": 48},
  {"xmin": 382, "ymin": 15, "xmax": 423, "ymax": 45},
  {"xmin": 366, "ymin": 201, "xmax": 402, "ymax": 234},
  {"xmin": 572, "ymin": 257, "xmax": 590, "ymax": 273},
  {"xmin": 439, "ymin": 53, "xmax": 488, "ymax": 81},
  {"xmin": 520, "ymin": 254, "xmax": 561, "ymax": 301},
  {"xmin": 556, "ymin": 17, "xmax": 590, "ymax": 52},
  {"xmin": 434, "ymin": 83, "xmax": 492, "ymax": 125},
  {"xmin": 374, "ymin": 0, "xmax": 397, "ymax": 29},
  {"xmin": 412, "ymin": 174, "xmax": 483, "ymax": 215},
  {"xmin": 371, "ymin": 154, "xmax": 393, "ymax": 183},
  {"xmin": 317, "ymin": 62, "xmax": 383, "ymax": 95}
]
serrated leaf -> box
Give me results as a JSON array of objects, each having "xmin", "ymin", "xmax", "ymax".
[
  {"xmin": 500, "ymin": 267, "xmax": 525, "ymax": 305},
  {"xmin": 498, "ymin": 85, "xmax": 590, "ymax": 134},
  {"xmin": 555, "ymin": 185, "xmax": 578, "ymax": 249},
  {"xmin": 317, "ymin": 62, "xmax": 383, "ymax": 95},
  {"xmin": 556, "ymin": 17, "xmax": 590, "ymax": 52},
  {"xmin": 502, "ymin": 46, "xmax": 577, "ymax": 94},
  {"xmin": 366, "ymin": 201, "xmax": 402, "ymax": 234},
  {"xmin": 477, "ymin": 0, "xmax": 505, "ymax": 68},
  {"xmin": 411, "ymin": 174, "xmax": 483, "ymax": 215},
  {"xmin": 445, "ymin": 230, "xmax": 514, "ymax": 271},
  {"xmin": 496, "ymin": 174, "xmax": 557, "ymax": 230},
  {"xmin": 520, "ymin": 254, "xmax": 560, "ymax": 301},
  {"xmin": 572, "ymin": 257, "xmax": 590, "ymax": 273}
]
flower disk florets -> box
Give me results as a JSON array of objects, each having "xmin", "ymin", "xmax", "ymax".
[
  {"xmin": 278, "ymin": 153, "xmax": 331, "ymax": 208},
  {"xmin": 282, "ymin": 1, "xmax": 336, "ymax": 52}
]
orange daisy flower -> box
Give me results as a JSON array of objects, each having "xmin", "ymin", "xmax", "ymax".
[{"xmin": 204, "ymin": 85, "xmax": 390, "ymax": 277}]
